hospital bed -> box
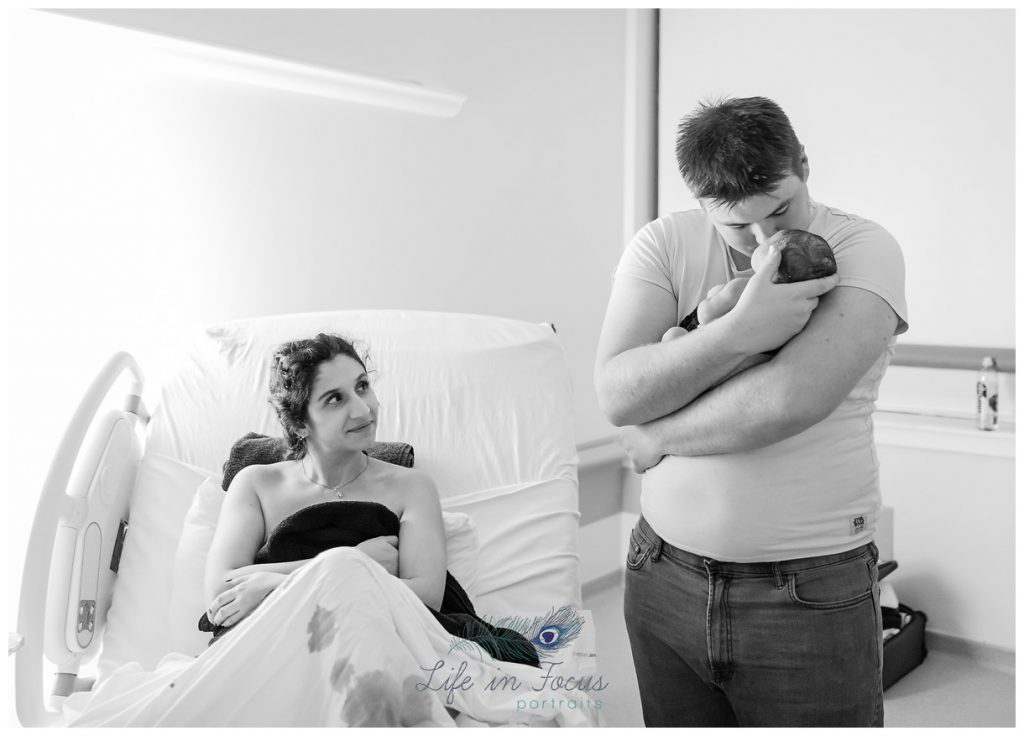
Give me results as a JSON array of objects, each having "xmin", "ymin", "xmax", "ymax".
[{"xmin": 14, "ymin": 310, "xmax": 585, "ymax": 726}]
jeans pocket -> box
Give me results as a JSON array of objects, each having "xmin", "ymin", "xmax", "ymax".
[
  {"xmin": 625, "ymin": 527, "xmax": 652, "ymax": 570},
  {"xmin": 787, "ymin": 553, "xmax": 875, "ymax": 610}
]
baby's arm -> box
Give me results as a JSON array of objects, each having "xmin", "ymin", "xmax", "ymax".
[
  {"xmin": 661, "ymin": 276, "xmax": 771, "ymax": 383},
  {"xmin": 661, "ymin": 277, "xmax": 749, "ymax": 339}
]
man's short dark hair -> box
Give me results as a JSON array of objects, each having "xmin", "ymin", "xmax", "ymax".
[{"xmin": 675, "ymin": 96, "xmax": 804, "ymax": 206}]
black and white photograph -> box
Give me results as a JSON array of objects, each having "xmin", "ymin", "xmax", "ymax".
[{"xmin": 6, "ymin": 4, "xmax": 1016, "ymax": 728}]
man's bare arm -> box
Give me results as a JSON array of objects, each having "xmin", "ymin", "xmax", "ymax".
[
  {"xmin": 595, "ymin": 277, "xmax": 757, "ymax": 427},
  {"xmin": 621, "ymin": 286, "xmax": 898, "ymax": 469},
  {"xmin": 595, "ymin": 245, "xmax": 838, "ymax": 427}
]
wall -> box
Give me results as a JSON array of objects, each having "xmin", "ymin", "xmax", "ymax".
[
  {"xmin": 658, "ymin": 9, "xmax": 1014, "ymax": 350},
  {"xmin": 7, "ymin": 8, "xmax": 630, "ymax": 638},
  {"xmin": 875, "ymin": 431, "xmax": 1014, "ymax": 651}
]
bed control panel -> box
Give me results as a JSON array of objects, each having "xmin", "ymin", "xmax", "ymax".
[
  {"xmin": 76, "ymin": 602, "xmax": 96, "ymax": 644},
  {"xmin": 44, "ymin": 412, "xmax": 141, "ymax": 669},
  {"xmin": 75, "ymin": 524, "xmax": 102, "ymax": 648}
]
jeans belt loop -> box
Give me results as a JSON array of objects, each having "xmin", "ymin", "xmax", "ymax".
[
  {"xmin": 772, "ymin": 562, "xmax": 785, "ymax": 589},
  {"xmin": 650, "ymin": 537, "xmax": 663, "ymax": 562}
]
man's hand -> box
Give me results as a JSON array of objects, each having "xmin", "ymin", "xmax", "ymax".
[
  {"xmin": 207, "ymin": 570, "xmax": 285, "ymax": 628},
  {"xmin": 719, "ymin": 244, "xmax": 839, "ymax": 355},
  {"xmin": 620, "ymin": 424, "xmax": 666, "ymax": 474},
  {"xmin": 356, "ymin": 535, "xmax": 399, "ymax": 576}
]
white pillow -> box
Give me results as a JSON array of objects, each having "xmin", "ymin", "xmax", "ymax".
[
  {"xmin": 167, "ymin": 476, "xmax": 225, "ymax": 656},
  {"xmin": 98, "ymin": 453, "xmax": 216, "ymax": 677},
  {"xmin": 443, "ymin": 477, "xmax": 581, "ymax": 619},
  {"xmin": 167, "ymin": 478, "xmax": 482, "ymax": 657}
]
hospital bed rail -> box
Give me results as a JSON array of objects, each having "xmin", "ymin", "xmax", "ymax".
[{"xmin": 14, "ymin": 352, "xmax": 148, "ymax": 726}]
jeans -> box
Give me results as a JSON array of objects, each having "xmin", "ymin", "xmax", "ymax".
[{"xmin": 623, "ymin": 516, "xmax": 884, "ymax": 727}]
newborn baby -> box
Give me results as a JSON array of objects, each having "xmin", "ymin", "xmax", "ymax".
[{"xmin": 663, "ymin": 230, "xmax": 837, "ymax": 371}]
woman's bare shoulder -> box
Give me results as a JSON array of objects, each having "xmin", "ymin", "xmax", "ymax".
[
  {"xmin": 227, "ymin": 460, "xmax": 294, "ymax": 494},
  {"xmin": 370, "ymin": 459, "xmax": 431, "ymax": 482},
  {"xmin": 369, "ymin": 460, "xmax": 438, "ymax": 502}
]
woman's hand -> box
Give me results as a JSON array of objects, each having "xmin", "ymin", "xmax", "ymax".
[
  {"xmin": 356, "ymin": 535, "xmax": 399, "ymax": 576},
  {"xmin": 207, "ymin": 571, "xmax": 285, "ymax": 628}
]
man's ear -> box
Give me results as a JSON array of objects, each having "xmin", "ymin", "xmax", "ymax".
[{"xmin": 799, "ymin": 145, "xmax": 810, "ymax": 181}]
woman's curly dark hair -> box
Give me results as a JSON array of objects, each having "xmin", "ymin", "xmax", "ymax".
[{"xmin": 268, "ymin": 333, "xmax": 368, "ymax": 459}]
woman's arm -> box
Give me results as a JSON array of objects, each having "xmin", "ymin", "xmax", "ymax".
[
  {"xmin": 204, "ymin": 465, "xmax": 266, "ymax": 601},
  {"xmin": 396, "ymin": 471, "xmax": 447, "ymax": 610},
  {"xmin": 227, "ymin": 559, "xmax": 309, "ymax": 577},
  {"xmin": 228, "ymin": 539, "xmax": 399, "ymax": 579},
  {"xmin": 203, "ymin": 466, "xmax": 285, "ymax": 627}
]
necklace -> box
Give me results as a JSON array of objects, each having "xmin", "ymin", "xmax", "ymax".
[{"xmin": 299, "ymin": 455, "xmax": 369, "ymax": 499}]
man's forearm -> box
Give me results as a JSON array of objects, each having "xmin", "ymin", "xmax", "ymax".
[
  {"xmin": 642, "ymin": 358, "xmax": 817, "ymax": 457},
  {"xmin": 598, "ymin": 318, "xmax": 757, "ymax": 426}
]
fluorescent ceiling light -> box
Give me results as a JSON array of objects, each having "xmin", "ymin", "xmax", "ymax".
[{"xmin": 46, "ymin": 11, "xmax": 468, "ymax": 118}]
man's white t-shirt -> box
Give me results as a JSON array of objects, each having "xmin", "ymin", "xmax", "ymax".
[{"xmin": 614, "ymin": 200, "xmax": 909, "ymax": 562}]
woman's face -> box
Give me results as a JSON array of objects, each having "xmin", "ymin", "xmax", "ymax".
[{"xmin": 303, "ymin": 354, "xmax": 379, "ymax": 454}]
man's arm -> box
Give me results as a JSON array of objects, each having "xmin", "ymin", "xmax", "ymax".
[
  {"xmin": 621, "ymin": 285, "xmax": 898, "ymax": 469},
  {"xmin": 595, "ymin": 244, "xmax": 838, "ymax": 427},
  {"xmin": 594, "ymin": 277, "xmax": 754, "ymax": 427}
]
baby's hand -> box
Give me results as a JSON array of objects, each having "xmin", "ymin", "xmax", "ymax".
[{"xmin": 697, "ymin": 277, "xmax": 750, "ymax": 325}]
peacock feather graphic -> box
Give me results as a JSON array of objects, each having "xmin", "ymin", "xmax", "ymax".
[
  {"xmin": 447, "ymin": 624, "xmax": 537, "ymax": 664},
  {"xmin": 501, "ymin": 606, "xmax": 586, "ymax": 657},
  {"xmin": 448, "ymin": 606, "xmax": 585, "ymax": 662}
]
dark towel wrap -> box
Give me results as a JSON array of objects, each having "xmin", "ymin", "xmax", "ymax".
[{"xmin": 221, "ymin": 432, "xmax": 415, "ymax": 491}]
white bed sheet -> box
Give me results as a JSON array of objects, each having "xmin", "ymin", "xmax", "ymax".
[
  {"xmin": 71, "ymin": 548, "xmax": 600, "ymax": 727},
  {"xmin": 98, "ymin": 310, "xmax": 583, "ymax": 682}
]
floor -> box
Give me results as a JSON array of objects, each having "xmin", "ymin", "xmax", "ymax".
[{"xmin": 583, "ymin": 580, "xmax": 1015, "ymax": 728}]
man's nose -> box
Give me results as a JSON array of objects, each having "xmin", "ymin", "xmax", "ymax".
[{"xmin": 751, "ymin": 222, "xmax": 778, "ymax": 245}]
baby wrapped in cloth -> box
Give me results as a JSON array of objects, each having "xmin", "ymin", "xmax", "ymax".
[
  {"xmin": 667, "ymin": 229, "xmax": 837, "ymax": 385},
  {"xmin": 675, "ymin": 228, "xmax": 838, "ymax": 336}
]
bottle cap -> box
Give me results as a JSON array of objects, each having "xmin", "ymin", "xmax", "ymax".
[{"xmin": 982, "ymin": 356, "xmax": 997, "ymax": 369}]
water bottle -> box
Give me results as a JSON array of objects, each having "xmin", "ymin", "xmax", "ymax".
[{"xmin": 976, "ymin": 356, "xmax": 999, "ymax": 431}]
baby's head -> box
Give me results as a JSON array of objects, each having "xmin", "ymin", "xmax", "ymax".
[{"xmin": 750, "ymin": 229, "xmax": 837, "ymax": 283}]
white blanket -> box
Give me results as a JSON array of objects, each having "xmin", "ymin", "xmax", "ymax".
[{"xmin": 64, "ymin": 548, "xmax": 602, "ymax": 727}]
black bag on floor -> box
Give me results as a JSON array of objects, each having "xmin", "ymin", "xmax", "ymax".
[
  {"xmin": 878, "ymin": 560, "xmax": 928, "ymax": 690},
  {"xmin": 881, "ymin": 603, "xmax": 928, "ymax": 690}
]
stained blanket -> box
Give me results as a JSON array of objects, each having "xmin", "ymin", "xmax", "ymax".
[
  {"xmin": 63, "ymin": 549, "xmax": 601, "ymax": 726},
  {"xmin": 199, "ymin": 501, "xmax": 538, "ymax": 668}
]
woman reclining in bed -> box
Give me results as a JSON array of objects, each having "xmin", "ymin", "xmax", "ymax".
[{"xmin": 201, "ymin": 333, "xmax": 537, "ymax": 666}]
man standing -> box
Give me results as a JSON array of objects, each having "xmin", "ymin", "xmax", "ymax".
[{"xmin": 594, "ymin": 97, "xmax": 908, "ymax": 726}]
